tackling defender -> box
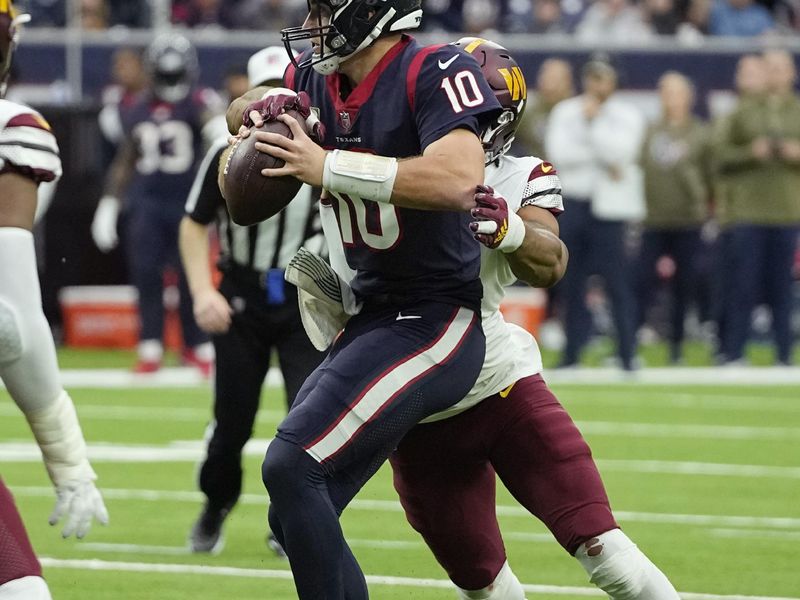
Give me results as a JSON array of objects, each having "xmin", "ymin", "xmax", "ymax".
[
  {"xmin": 225, "ymin": 0, "xmax": 502, "ymax": 597},
  {"xmin": 0, "ymin": 3, "xmax": 108, "ymax": 599},
  {"xmin": 285, "ymin": 37, "xmax": 680, "ymax": 599},
  {"xmin": 389, "ymin": 39, "xmax": 680, "ymax": 600}
]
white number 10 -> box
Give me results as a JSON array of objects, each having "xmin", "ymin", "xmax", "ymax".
[{"xmin": 440, "ymin": 71, "xmax": 484, "ymax": 114}]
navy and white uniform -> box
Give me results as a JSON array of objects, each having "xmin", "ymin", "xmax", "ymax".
[
  {"xmin": 121, "ymin": 89, "xmax": 218, "ymax": 347},
  {"xmin": 261, "ymin": 35, "xmax": 500, "ymax": 599}
]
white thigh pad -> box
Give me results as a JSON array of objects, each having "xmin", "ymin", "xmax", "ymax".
[{"xmin": 0, "ymin": 576, "xmax": 52, "ymax": 600}]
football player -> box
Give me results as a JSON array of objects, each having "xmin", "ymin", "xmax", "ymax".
[
  {"xmin": 284, "ymin": 37, "xmax": 680, "ymax": 600},
  {"xmin": 91, "ymin": 33, "xmax": 221, "ymax": 373},
  {"xmin": 225, "ymin": 1, "xmax": 502, "ymax": 597},
  {"xmin": 0, "ymin": 3, "xmax": 108, "ymax": 599},
  {"xmin": 392, "ymin": 39, "xmax": 679, "ymax": 600}
]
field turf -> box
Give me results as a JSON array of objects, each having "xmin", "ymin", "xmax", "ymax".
[{"xmin": 1, "ymin": 354, "xmax": 799, "ymax": 599}]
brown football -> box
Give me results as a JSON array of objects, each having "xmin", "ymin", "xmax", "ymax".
[{"xmin": 221, "ymin": 109, "xmax": 306, "ymax": 226}]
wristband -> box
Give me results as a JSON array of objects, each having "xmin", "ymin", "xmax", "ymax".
[
  {"xmin": 498, "ymin": 210, "xmax": 526, "ymax": 253},
  {"xmin": 322, "ymin": 150, "xmax": 398, "ymax": 203}
]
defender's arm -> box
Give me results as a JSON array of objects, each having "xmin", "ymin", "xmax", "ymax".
[{"xmin": 504, "ymin": 206, "xmax": 568, "ymax": 288}]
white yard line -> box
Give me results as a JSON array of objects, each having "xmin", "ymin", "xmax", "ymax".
[
  {"xmin": 4, "ymin": 366, "xmax": 800, "ymax": 390},
  {"xmin": 709, "ymin": 529, "xmax": 800, "ymax": 541},
  {"xmin": 3, "ymin": 440, "xmax": 798, "ymax": 478},
  {"xmin": 573, "ymin": 421, "xmax": 800, "ymax": 440},
  {"xmin": 37, "ymin": 558, "xmax": 800, "ymax": 600},
  {"xmin": 13, "ymin": 486, "xmax": 800, "ymax": 530}
]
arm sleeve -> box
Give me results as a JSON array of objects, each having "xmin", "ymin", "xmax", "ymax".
[
  {"xmin": 410, "ymin": 47, "xmax": 501, "ymax": 152},
  {"xmin": 0, "ymin": 112, "xmax": 62, "ymax": 184},
  {"xmin": 185, "ymin": 139, "xmax": 227, "ymax": 224},
  {"xmin": 521, "ymin": 160, "xmax": 564, "ymax": 215}
]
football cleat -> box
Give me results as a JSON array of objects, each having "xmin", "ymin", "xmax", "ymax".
[
  {"xmin": 188, "ymin": 504, "xmax": 228, "ymax": 554},
  {"xmin": 132, "ymin": 359, "xmax": 161, "ymax": 374},
  {"xmin": 180, "ymin": 348, "xmax": 213, "ymax": 378}
]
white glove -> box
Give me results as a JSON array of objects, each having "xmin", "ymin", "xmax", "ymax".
[
  {"xmin": 91, "ymin": 195, "xmax": 120, "ymax": 252},
  {"xmin": 284, "ymin": 248, "xmax": 361, "ymax": 351},
  {"xmin": 49, "ymin": 478, "xmax": 109, "ymax": 538}
]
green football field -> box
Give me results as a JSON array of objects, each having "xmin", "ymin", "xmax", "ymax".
[{"xmin": 2, "ymin": 364, "xmax": 799, "ymax": 598}]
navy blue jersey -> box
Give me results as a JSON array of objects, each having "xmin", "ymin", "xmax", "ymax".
[
  {"xmin": 121, "ymin": 88, "xmax": 215, "ymax": 204},
  {"xmin": 286, "ymin": 35, "xmax": 501, "ymax": 309}
]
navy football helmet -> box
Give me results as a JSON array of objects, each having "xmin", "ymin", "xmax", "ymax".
[
  {"xmin": 282, "ymin": 0, "xmax": 423, "ymax": 75},
  {"xmin": 145, "ymin": 33, "xmax": 198, "ymax": 103},
  {"xmin": 453, "ymin": 37, "xmax": 527, "ymax": 164}
]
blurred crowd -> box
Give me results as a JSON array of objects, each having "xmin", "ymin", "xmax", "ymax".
[
  {"xmin": 514, "ymin": 49, "xmax": 800, "ymax": 367},
  {"xmin": 17, "ymin": 0, "xmax": 800, "ymax": 35}
]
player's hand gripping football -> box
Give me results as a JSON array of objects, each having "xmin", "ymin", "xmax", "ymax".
[
  {"xmin": 470, "ymin": 185, "xmax": 526, "ymax": 253},
  {"xmin": 250, "ymin": 91, "xmax": 327, "ymax": 187},
  {"xmin": 49, "ymin": 477, "xmax": 109, "ymax": 539}
]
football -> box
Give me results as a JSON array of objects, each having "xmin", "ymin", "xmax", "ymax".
[{"xmin": 221, "ymin": 109, "xmax": 306, "ymax": 226}]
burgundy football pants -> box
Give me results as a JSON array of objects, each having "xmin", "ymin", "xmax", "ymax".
[
  {"xmin": 390, "ymin": 374, "xmax": 617, "ymax": 590},
  {"xmin": 0, "ymin": 478, "xmax": 42, "ymax": 587}
]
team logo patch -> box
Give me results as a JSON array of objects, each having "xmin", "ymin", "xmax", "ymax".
[
  {"xmin": 499, "ymin": 383, "xmax": 515, "ymax": 398},
  {"xmin": 498, "ymin": 67, "xmax": 527, "ymax": 102}
]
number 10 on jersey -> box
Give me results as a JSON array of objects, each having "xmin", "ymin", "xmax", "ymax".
[{"xmin": 331, "ymin": 192, "xmax": 401, "ymax": 251}]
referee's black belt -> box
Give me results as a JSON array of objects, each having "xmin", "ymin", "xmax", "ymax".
[{"xmin": 218, "ymin": 261, "xmax": 275, "ymax": 290}]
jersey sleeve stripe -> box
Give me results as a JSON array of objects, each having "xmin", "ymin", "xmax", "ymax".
[
  {"xmin": 6, "ymin": 113, "xmax": 52, "ymax": 131},
  {"xmin": 406, "ymin": 44, "xmax": 446, "ymax": 113},
  {"xmin": 0, "ymin": 139, "xmax": 59, "ymax": 157},
  {"xmin": 0, "ymin": 126, "xmax": 59, "ymax": 156}
]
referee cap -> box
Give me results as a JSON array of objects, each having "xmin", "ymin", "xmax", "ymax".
[{"xmin": 247, "ymin": 47, "xmax": 296, "ymax": 88}]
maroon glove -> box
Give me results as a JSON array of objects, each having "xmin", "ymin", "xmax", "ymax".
[
  {"xmin": 243, "ymin": 90, "xmax": 325, "ymax": 141},
  {"xmin": 470, "ymin": 185, "xmax": 512, "ymax": 249}
]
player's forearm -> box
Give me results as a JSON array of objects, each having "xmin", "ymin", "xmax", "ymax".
[
  {"xmin": 178, "ymin": 217, "xmax": 214, "ymax": 297},
  {"xmin": 391, "ymin": 130, "xmax": 485, "ymax": 211},
  {"xmin": 227, "ymin": 86, "xmax": 271, "ymax": 134},
  {"xmin": 506, "ymin": 223, "xmax": 568, "ymax": 288},
  {"xmin": 103, "ymin": 142, "xmax": 135, "ymax": 200}
]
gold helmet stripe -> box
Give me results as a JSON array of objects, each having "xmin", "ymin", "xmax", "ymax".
[{"xmin": 463, "ymin": 38, "xmax": 485, "ymax": 54}]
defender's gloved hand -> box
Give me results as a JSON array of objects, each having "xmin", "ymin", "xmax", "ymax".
[
  {"xmin": 243, "ymin": 89, "xmax": 325, "ymax": 142},
  {"xmin": 49, "ymin": 477, "xmax": 109, "ymax": 539},
  {"xmin": 470, "ymin": 185, "xmax": 526, "ymax": 253}
]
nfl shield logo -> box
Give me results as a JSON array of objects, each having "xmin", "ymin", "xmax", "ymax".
[{"xmin": 339, "ymin": 110, "xmax": 352, "ymax": 132}]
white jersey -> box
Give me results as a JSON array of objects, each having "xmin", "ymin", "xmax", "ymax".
[
  {"xmin": 0, "ymin": 99, "xmax": 61, "ymax": 185},
  {"xmin": 319, "ymin": 154, "xmax": 563, "ymax": 423}
]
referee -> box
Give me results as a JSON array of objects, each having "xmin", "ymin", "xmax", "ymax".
[{"xmin": 179, "ymin": 47, "xmax": 325, "ymax": 554}]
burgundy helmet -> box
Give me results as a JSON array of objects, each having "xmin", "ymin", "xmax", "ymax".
[
  {"xmin": 452, "ymin": 37, "xmax": 527, "ymax": 164},
  {"xmin": 0, "ymin": 1, "xmax": 29, "ymax": 98}
]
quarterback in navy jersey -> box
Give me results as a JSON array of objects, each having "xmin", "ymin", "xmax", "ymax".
[
  {"xmin": 225, "ymin": 1, "xmax": 500, "ymax": 597},
  {"xmin": 91, "ymin": 33, "xmax": 220, "ymax": 373}
]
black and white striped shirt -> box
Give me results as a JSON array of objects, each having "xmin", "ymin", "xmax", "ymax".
[{"xmin": 185, "ymin": 138, "xmax": 324, "ymax": 273}]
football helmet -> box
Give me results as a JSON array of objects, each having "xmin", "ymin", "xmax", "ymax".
[
  {"xmin": 282, "ymin": 0, "xmax": 423, "ymax": 75},
  {"xmin": 453, "ymin": 37, "xmax": 527, "ymax": 164},
  {"xmin": 145, "ymin": 33, "xmax": 198, "ymax": 103},
  {"xmin": 0, "ymin": 0, "xmax": 29, "ymax": 98}
]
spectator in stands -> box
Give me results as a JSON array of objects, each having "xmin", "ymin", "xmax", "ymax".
[
  {"xmin": 462, "ymin": 0, "xmax": 500, "ymax": 32},
  {"xmin": 172, "ymin": 0, "xmax": 239, "ymax": 28},
  {"xmin": 230, "ymin": 0, "xmax": 306, "ymax": 30},
  {"xmin": 713, "ymin": 49, "xmax": 800, "ymax": 365},
  {"xmin": 529, "ymin": 0, "xmax": 571, "ymax": 33},
  {"xmin": 80, "ymin": 0, "xmax": 107, "ymax": 30},
  {"xmin": 637, "ymin": 72, "xmax": 711, "ymax": 363},
  {"xmin": 421, "ymin": 0, "xmax": 465, "ymax": 31},
  {"xmin": 546, "ymin": 56, "xmax": 646, "ymax": 371},
  {"xmin": 643, "ymin": 0, "xmax": 683, "ymax": 33},
  {"xmin": 23, "ymin": 0, "xmax": 66, "ymax": 27},
  {"xmin": 516, "ymin": 58, "xmax": 575, "ymax": 158},
  {"xmin": 108, "ymin": 0, "xmax": 150, "ymax": 28},
  {"xmin": 575, "ymin": 0, "xmax": 654, "ymax": 42},
  {"xmin": 708, "ymin": 0, "xmax": 775, "ymax": 35}
]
